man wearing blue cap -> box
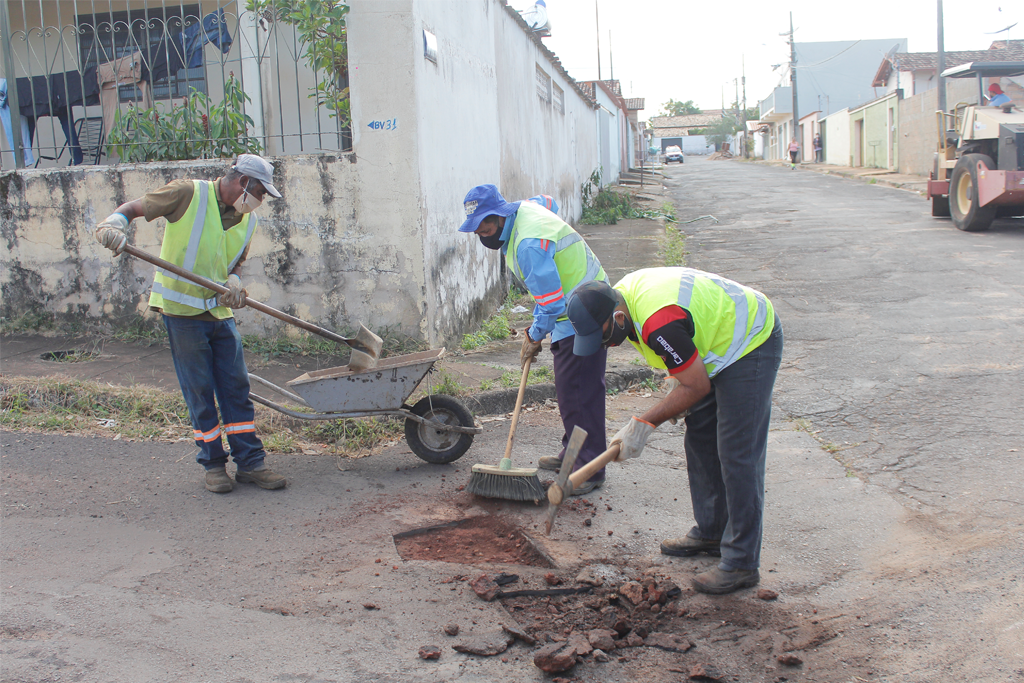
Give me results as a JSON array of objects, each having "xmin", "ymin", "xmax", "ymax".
[
  {"xmin": 565, "ymin": 268, "xmax": 783, "ymax": 594},
  {"xmin": 95, "ymin": 153, "xmax": 287, "ymax": 494},
  {"xmin": 458, "ymin": 184, "xmax": 609, "ymax": 494}
]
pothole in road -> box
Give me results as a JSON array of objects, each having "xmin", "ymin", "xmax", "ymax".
[
  {"xmin": 39, "ymin": 349, "xmax": 97, "ymax": 363},
  {"xmin": 393, "ymin": 515, "xmax": 554, "ymax": 567}
]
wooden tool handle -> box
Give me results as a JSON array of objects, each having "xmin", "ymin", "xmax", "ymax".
[
  {"xmin": 123, "ymin": 244, "xmax": 357, "ymax": 349},
  {"xmin": 567, "ymin": 443, "xmax": 621, "ymax": 489},
  {"xmin": 501, "ymin": 356, "xmax": 532, "ymax": 461}
]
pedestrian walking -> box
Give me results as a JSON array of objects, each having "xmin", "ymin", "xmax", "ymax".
[
  {"xmin": 565, "ymin": 267, "xmax": 783, "ymax": 594},
  {"xmin": 458, "ymin": 184, "xmax": 609, "ymax": 495},
  {"xmin": 813, "ymin": 133, "xmax": 823, "ymax": 163},
  {"xmin": 95, "ymin": 154, "xmax": 287, "ymax": 494},
  {"xmin": 788, "ymin": 138, "xmax": 800, "ymax": 169}
]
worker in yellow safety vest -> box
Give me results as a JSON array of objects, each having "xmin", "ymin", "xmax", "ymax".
[
  {"xmin": 566, "ymin": 268, "xmax": 784, "ymax": 595},
  {"xmin": 458, "ymin": 184, "xmax": 609, "ymax": 495},
  {"xmin": 95, "ymin": 154, "xmax": 287, "ymax": 494}
]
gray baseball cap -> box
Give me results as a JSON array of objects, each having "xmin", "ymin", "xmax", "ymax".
[{"xmin": 232, "ymin": 153, "xmax": 282, "ymax": 198}]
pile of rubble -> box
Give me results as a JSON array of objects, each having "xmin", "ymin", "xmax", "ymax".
[{"xmin": 416, "ymin": 566, "xmax": 805, "ymax": 679}]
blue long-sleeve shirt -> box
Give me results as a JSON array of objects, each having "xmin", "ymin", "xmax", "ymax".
[{"xmin": 499, "ymin": 198, "xmax": 591, "ymax": 343}]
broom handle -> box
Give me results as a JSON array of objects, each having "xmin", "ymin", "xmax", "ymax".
[{"xmin": 502, "ymin": 355, "xmax": 533, "ymax": 462}]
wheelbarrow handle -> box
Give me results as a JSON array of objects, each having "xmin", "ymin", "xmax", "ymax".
[{"xmin": 122, "ymin": 244, "xmax": 372, "ymax": 354}]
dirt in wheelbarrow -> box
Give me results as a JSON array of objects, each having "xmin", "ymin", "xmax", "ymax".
[{"xmin": 394, "ymin": 515, "xmax": 554, "ymax": 567}]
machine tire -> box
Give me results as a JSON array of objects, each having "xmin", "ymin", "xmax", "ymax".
[
  {"xmin": 931, "ymin": 194, "xmax": 950, "ymax": 217},
  {"xmin": 949, "ymin": 154, "xmax": 997, "ymax": 232},
  {"xmin": 405, "ymin": 395, "xmax": 475, "ymax": 464}
]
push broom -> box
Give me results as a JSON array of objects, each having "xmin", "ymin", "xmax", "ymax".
[{"xmin": 466, "ymin": 355, "xmax": 547, "ymax": 502}]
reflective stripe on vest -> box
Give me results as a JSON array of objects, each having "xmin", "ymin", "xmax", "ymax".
[
  {"xmin": 148, "ymin": 180, "xmax": 253, "ymax": 317},
  {"xmin": 616, "ymin": 267, "xmax": 774, "ymax": 378},
  {"xmin": 507, "ymin": 202, "xmax": 607, "ymax": 319}
]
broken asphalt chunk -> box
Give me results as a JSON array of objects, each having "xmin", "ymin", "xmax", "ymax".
[
  {"xmin": 501, "ymin": 622, "xmax": 537, "ymax": 646},
  {"xmin": 689, "ymin": 663, "xmax": 725, "ymax": 681},
  {"xmin": 645, "ymin": 632, "xmax": 695, "ymax": 653},
  {"xmin": 470, "ymin": 574, "xmax": 499, "ymax": 601},
  {"xmin": 587, "ymin": 629, "xmax": 616, "ymax": 651},
  {"xmin": 452, "ymin": 633, "xmax": 514, "ymax": 656},
  {"xmin": 533, "ymin": 642, "xmax": 577, "ymax": 673},
  {"xmin": 418, "ymin": 645, "xmax": 441, "ymax": 660}
]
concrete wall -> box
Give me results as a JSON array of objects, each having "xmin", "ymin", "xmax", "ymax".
[
  {"xmin": 589, "ymin": 86, "xmax": 622, "ymax": 185},
  {"xmin": 821, "ymin": 109, "xmax": 850, "ymax": 166},
  {"xmin": 896, "ymin": 79, "xmax": 979, "ymax": 177},
  {"xmin": 0, "ymin": 155, "xmax": 428, "ymax": 338},
  {"xmin": 2, "ymin": 0, "xmax": 600, "ymax": 345}
]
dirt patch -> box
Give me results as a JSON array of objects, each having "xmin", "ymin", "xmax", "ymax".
[{"xmin": 394, "ymin": 515, "xmax": 554, "ymax": 567}]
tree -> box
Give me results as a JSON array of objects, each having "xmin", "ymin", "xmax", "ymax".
[
  {"xmin": 705, "ymin": 116, "xmax": 741, "ymax": 148},
  {"xmin": 661, "ymin": 99, "xmax": 701, "ymax": 116},
  {"xmin": 247, "ymin": 0, "xmax": 350, "ymax": 125}
]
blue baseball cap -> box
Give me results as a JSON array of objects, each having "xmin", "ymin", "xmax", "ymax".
[
  {"xmin": 567, "ymin": 280, "xmax": 619, "ymax": 356},
  {"xmin": 458, "ymin": 184, "xmax": 521, "ymax": 233}
]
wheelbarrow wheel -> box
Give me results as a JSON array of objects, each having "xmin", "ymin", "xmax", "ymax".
[{"xmin": 405, "ymin": 395, "xmax": 475, "ymax": 464}]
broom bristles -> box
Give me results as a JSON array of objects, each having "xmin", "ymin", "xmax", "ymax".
[{"xmin": 467, "ymin": 464, "xmax": 546, "ymax": 501}]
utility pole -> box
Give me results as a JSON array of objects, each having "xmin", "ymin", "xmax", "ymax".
[
  {"xmin": 937, "ymin": 0, "xmax": 946, "ymax": 113},
  {"xmin": 595, "ymin": 1, "xmax": 601, "ymax": 81},
  {"xmin": 788, "ymin": 12, "xmax": 800, "ymax": 159},
  {"xmin": 609, "ymin": 31, "xmax": 613, "ymax": 82},
  {"xmin": 742, "ymin": 55, "xmax": 748, "ymax": 158}
]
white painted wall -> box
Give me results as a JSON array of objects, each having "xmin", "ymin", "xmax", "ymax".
[
  {"xmin": 589, "ymin": 86, "xmax": 622, "ymax": 185},
  {"xmin": 822, "ymin": 108, "xmax": 850, "ymax": 166},
  {"xmin": 348, "ymin": 0, "xmax": 599, "ymax": 345}
]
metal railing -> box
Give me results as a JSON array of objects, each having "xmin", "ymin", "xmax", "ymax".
[{"xmin": 0, "ymin": 0, "xmax": 351, "ymax": 170}]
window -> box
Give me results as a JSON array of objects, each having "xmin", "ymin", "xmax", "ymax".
[
  {"xmin": 536, "ymin": 65, "xmax": 551, "ymax": 104},
  {"xmin": 553, "ymin": 83, "xmax": 564, "ymax": 114},
  {"xmin": 77, "ymin": 4, "xmax": 206, "ymax": 103}
]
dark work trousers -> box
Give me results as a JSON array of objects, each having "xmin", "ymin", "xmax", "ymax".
[
  {"xmin": 550, "ymin": 337, "xmax": 608, "ymax": 482},
  {"xmin": 682, "ymin": 314, "xmax": 783, "ymax": 572}
]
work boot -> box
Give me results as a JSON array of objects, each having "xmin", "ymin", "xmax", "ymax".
[
  {"xmin": 570, "ymin": 479, "xmax": 604, "ymax": 496},
  {"xmin": 235, "ymin": 467, "xmax": 287, "ymax": 490},
  {"xmin": 691, "ymin": 567, "xmax": 760, "ymax": 595},
  {"xmin": 205, "ymin": 467, "xmax": 234, "ymax": 493},
  {"xmin": 537, "ymin": 455, "xmax": 563, "ymax": 471},
  {"xmin": 660, "ymin": 531, "xmax": 721, "ymax": 557}
]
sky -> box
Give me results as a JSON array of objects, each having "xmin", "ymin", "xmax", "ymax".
[{"xmin": 507, "ymin": 0, "xmax": 1022, "ymax": 121}]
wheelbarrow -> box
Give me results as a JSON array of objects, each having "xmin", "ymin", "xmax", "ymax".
[{"xmin": 247, "ymin": 348, "xmax": 481, "ymax": 463}]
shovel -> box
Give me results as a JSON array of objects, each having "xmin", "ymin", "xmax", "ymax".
[{"xmin": 122, "ymin": 244, "xmax": 383, "ymax": 371}]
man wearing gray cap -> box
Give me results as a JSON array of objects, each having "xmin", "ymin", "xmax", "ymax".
[{"xmin": 95, "ymin": 154, "xmax": 287, "ymax": 494}]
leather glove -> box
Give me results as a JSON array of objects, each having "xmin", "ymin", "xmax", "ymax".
[
  {"xmin": 95, "ymin": 213, "xmax": 129, "ymax": 255},
  {"xmin": 661, "ymin": 375, "xmax": 690, "ymax": 425},
  {"xmin": 218, "ymin": 274, "xmax": 247, "ymax": 309},
  {"xmin": 520, "ymin": 329, "xmax": 543, "ymax": 368},
  {"xmin": 610, "ymin": 416, "xmax": 656, "ymax": 461}
]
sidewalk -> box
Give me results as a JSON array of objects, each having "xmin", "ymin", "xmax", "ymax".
[{"xmin": 752, "ymin": 158, "xmax": 930, "ymax": 194}]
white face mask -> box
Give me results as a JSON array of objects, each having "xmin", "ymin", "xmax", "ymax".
[{"xmin": 232, "ymin": 180, "xmax": 263, "ymax": 213}]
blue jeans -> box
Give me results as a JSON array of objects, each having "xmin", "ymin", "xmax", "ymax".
[
  {"xmin": 551, "ymin": 337, "xmax": 608, "ymax": 482},
  {"xmin": 682, "ymin": 314, "xmax": 783, "ymax": 571},
  {"xmin": 163, "ymin": 315, "xmax": 266, "ymax": 471}
]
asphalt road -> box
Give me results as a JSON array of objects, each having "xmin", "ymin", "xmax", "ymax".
[
  {"xmin": 2, "ymin": 158, "xmax": 1021, "ymax": 682},
  {"xmin": 667, "ymin": 157, "xmax": 1024, "ymax": 680}
]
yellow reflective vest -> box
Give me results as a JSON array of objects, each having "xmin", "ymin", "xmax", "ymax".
[
  {"xmin": 615, "ymin": 267, "xmax": 775, "ymax": 378},
  {"xmin": 148, "ymin": 180, "xmax": 255, "ymax": 318},
  {"xmin": 505, "ymin": 201, "xmax": 606, "ymax": 320}
]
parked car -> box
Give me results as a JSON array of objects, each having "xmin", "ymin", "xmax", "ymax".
[{"xmin": 664, "ymin": 146, "xmax": 685, "ymax": 163}]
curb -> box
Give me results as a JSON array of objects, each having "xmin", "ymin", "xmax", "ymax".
[{"xmin": 460, "ymin": 366, "xmax": 658, "ymax": 416}]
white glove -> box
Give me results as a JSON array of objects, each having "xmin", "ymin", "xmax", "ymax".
[
  {"xmin": 610, "ymin": 416, "xmax": 656, "ymax": 461},
  {"xmin": 219, "ymin": 274, "xmax": 247, "ymax": 309},
  {"xmin": 95, "ymin": 213, "xmax": 129, "ymax": 255}
]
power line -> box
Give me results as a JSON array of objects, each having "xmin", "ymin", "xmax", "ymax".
[{"xmin": 797, "ymin": 39, "xmax": 863, "ymax": 69}]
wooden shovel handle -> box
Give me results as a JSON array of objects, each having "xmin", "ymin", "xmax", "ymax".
[
  {"xmin": 567, "ymin": 443, "xmax": 621, "ymax": 489},
  {"xmin": 502, "ymin": 355, "xmax": 532, "ymax": 461},
  {"xmin": 122, "ymin": 244, "xmax": 367, "ymax": 352}
]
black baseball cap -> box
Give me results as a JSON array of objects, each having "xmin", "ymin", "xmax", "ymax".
[{"xmin": 566, "ymin": 280, "xmax": 618, "ymax": 356}]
